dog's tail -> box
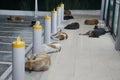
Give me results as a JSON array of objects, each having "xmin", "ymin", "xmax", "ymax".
[
  {"xmin": 79, "ymin": 33, "xmax": 88, "ymax": 35},
  {"xmin": 66, "ymin": 33, "xmax": 68, "ymax": 39},
  {"xmin": 79, "ymin": 31, "xmax": 90, "ymax": 35}
]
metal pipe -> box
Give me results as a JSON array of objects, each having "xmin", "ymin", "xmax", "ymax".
[{"xmin": 35, "ymin": 0, "xmax": 38, "ymax": 18}]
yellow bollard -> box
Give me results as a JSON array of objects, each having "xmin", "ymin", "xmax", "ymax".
[
  {"xmin": 51, "ymin": 9, "xmax": 57, "ymax": 34},
  {"xmin": 61, "ymin": 3, "xmax": 64, "ymax": 21},
  {"xmin": 57, "ymin": 5, "xmax": 61, "ymax": 26},
  {"xmin": 33, "ymin": 21, "xmax": 43, "ymax": 53},
  {"xmin": 44, "ymin": 15, "xmax": 51, "ymax": 44},
  {"xmin": 12, "ymin": 36, "xmax": 25, "ymax": 80}
]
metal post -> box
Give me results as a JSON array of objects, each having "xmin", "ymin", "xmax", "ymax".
[
  {"xmin": 57, "ymin": 6, "xmax": 61, "ymax": 26},
  {"xmin": 44, "ymin": 15, "xmax": 51, "ymax": 44},
  {"xmin": 61, "ymin": 3, "xmax": 64, "ymax": 21},
  {"xmin": 51, "ymin": 9, "xmax": 57, "ymax": 34},
  {"xmin": 100, "ymin": 0, "xmax": 105, "ymax": 20},
  {"xmin": 59, "ymin": 4, "xmax": 62, "ymax": 23},
  {"xmin": 33, "ymin": 21, "xmax": 43, "ymax": 53},
  {"xmin": 35, "ymin": 0, "xmax": 38, "ymax": 18},
  {"xmin": 12, "ymin": 36, "xmax": 25, "ymax": 80}
]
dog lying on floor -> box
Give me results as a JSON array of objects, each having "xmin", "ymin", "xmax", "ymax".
[
  {"xmin": 79, "ymin": 28, "xmax": 110, "ymax": 38},
  {"xmin": 25, "ymin": 42, "xmax": 61, "ymax": 72},
  {"xmin": 64, "ymin": 10, "xmax": 71, "ymax": 16},
  {"xmin": 25, "ymin": 52, "xmax": 51, "ymax": 71},
  {"xmin": 7, "ymin": 16, "xmax": 24, "ymax": 22},
  {"xmin": 51, "ymin": 29, "xmax": 68, "ymax": 41},
  {"xmin": 64, "ymin": 22, "xmax": 79, "ymax": 29},
  {"xmin": 64, "ymin": 15, "xmax": 74, "ymax": 20},
  {"xmin": 64, "ymin": 10, "xmax": 74, "ymax": 20},
  {"xmin": 40, "ymin": 42, "xmax": 61, "ymax": 53},
  {"xmin": 84, "ymin": 19, "xmax": 99, "ymax": 25}
]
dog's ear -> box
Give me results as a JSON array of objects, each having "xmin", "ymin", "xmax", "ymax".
[
  {"xmin": 26, "ymin": 56, "xmax": 31, "ymax": 60},
  {"xmin": 59, "ymin": 29, "xmax": 62, "ymax": 32}
]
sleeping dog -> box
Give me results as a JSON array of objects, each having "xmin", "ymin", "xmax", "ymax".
[
  {"xmin": 40, "ymin": 42, "xmax": 61, "ymax": 53},
  {"xmin": 64, "ymin": 22, "xmax": 79, "ymax": 29},
  {"xmin": 79, "ymin": 26, "xmax": 110, "ymax": 38},
  {"xmin": 7, "ymin": 16, "xmax": 24, "ymax": 22},
  {"xmin": 51, "ymin": 29, "xmax": 68, "ymax": 40},
  {"xmin": 25, "ymin": 52, "xmax": 51, "ymax": 71},
  {"xmin": 84, "ymin": 19, "xmax": 99, "ymax": 25}
]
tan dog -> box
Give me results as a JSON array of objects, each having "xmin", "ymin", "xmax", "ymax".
[
  {"xmin": 40, "ymin": 42, "xmax": 61, "ymax": 53},
  {"xmin": 7, "ymin": 16, "xmax": 24, "ymax": 22},
  {"xmin": 51, "ymin": 29, "xmax": 68, "ymax": 40},
  {"xmin": 84, "ymin": 19, "xmax": 99, "ymax": 25},
  {"xmin": 25, "ymin": 52, "xmax": 51, "ymax": 71},
  {"xmin": 64, "ymin": 10, "xmax": 71, "ymax": 16},
  {"xmin": 48, "ymin": 42, "xmax": 61, "ymax": 52}
]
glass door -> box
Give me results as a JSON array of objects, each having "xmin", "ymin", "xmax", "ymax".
[
  {"xmin": 108, "ymin": 0, "xmax": 114, "ymax": 28},
  {"xmin": 113, "ymin": 1, "xmax": 120, "ymax": 36}
]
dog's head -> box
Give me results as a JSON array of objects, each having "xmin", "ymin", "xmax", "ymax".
[{"xmin": 25, "ymin": 58, "xmax": 34, "ymax": 70}]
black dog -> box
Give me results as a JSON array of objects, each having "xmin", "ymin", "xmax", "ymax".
[
  {"xmin": 79, "ymin": 28, "xmax": 110, "ymax": 38},
  {"xmin": 64, "ymin": 22, "xmax": 79, "ymax": 29},
  {"xmin": 64, "ymin": 15, "xmax": 74, "ymax": 20},
  {"xmin": 89, "ymin": 28, "xmax": 110, "ymax": 37}
]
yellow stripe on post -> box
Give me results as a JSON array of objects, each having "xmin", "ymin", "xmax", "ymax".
[
  {"xmin": 12, "ymin": 36, "xmax": 25, "ymax": 48},
  {"xmin": 61, "ymin": 3, "xmax": 64, "ymax": 6},
  {"xmin": 44, "ymin": 15, "xmax": 51, "ymax": 20},
  {"xmin": 57, "ymin": 6, "xmax": 60, "ymax": 10},
  {"xmin": 33, "ymin": 22, "xmax": 42, "ymax": 30},
  {"xmin": 51, "ymin": 8, "xmax": 57, "ymax": 14}
]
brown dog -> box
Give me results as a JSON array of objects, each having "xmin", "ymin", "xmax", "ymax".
[
  {"xmin": 51, "ymin": 29, "xmax": 68, "ymax": 40},
  {"xmin": 25, "ymin": 52, "xmax": 51, "ymax": 71},
  {"xmin": 7, "ymin": 16, "xmax": 24, "ymax": 22},
  {"xmin": 64, "ymin": 10, "xmax": 71, "ymax": 16},
  {"xmin": 84, "ymin": 19, "xmax": 99, "ymax": 25}
]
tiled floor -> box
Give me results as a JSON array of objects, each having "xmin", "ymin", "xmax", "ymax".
[
  {"xmin": 39, "ymin": 15, "xmax": 120, "ymax": 80},
  {"xmin": 8, "ymin": 14, "xmax": 120, "ymax": 80}
]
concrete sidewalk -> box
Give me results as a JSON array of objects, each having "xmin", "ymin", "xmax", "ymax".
[{"xmin": 7, "ymin": 14, "xmax": 120, "ymax": 80}]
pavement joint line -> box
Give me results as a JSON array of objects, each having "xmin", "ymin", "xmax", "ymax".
[
  {"xmin": 0, "ymin": 36, "xmax": 32, "ymax": 38},
  {"xmin": 0, "ymin": 31, "xmax": 32, "ymax": 33},
  {"xmin": 0, "ymin": 23, "xmax": 30, "ymax": 25},
  {"xmin": 0, "ymin": 43, "xmax": 11, "ymax": 45},
  {"xmin": 0, "ymin": 51, "xmax": 12, "ymax": 53},
  {"xmin": 0, "ymin": 42, "xmax": 31, "ymax": 45},
  {"xmin": 0, "ymin": 26, "xmax": 32, "ymax": 28},
  {"xmin": 0, "ymin": 62, "xmax": 12, "ymax": 65}
]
